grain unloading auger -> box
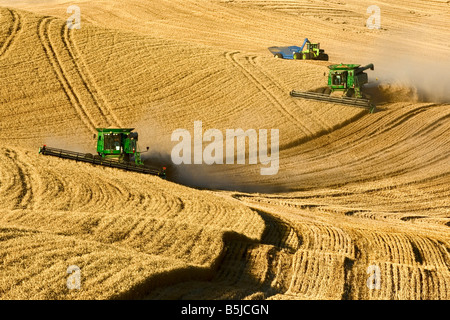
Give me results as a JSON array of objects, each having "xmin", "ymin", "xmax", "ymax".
[
  {"xmin": 290, "ymin": 63, "xmax": 376, "ymax": 113},
  {"xmin": 39, "ymin": 128, "xmax": 166, "ymax": 178}
]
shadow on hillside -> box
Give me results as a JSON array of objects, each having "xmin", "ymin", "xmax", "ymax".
[{"xmin": 114, "ymin": 209, "xmax": 302, "ymax": 300}]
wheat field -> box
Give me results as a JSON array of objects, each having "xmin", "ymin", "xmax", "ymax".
[{"xmin": 0, "ymin": 0, "xmax": 449, "ymax": 300}]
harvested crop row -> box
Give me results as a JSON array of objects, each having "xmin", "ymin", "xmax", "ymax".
[
  {"xmin": 1, "ymin": 0, "xmax": 449, "ymax": 300},
  {"xmin": 287, "ymin": 250, "xmax": 347, "ymax": 300},
  {"xmin": 0, "ymin": 226, "xmax": 196, "ymax": 300},
  {"xmin": 0, "ymin": 8, "xmax": 21, "ymax": 58},
  {"xmin": 0, "ymin": 209, "xmax": 226, "ymax": 267},
  {"xmin": 350, "ymin": 261, "xmax": 450, "ymax": 300},
  {"xmin": 0, "ymin": 146, "xmax": 266, "ymax": 240}
]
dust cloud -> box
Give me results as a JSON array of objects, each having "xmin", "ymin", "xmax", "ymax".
[
  {"xmin": 363, "ymin": 29, "xmax": 450, "ymax": 104},
  {"xmin": 133, "ymin": 120, "xmax": 285, "ymax": 193}
]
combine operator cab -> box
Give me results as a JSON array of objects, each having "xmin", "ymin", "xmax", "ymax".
[
  {"xmin": 306, "ymin": 42, "xmax": 320, "ymax": 52},
  {"xmin": 96, "ymin": 128, "xmax": 147, "ymax": 165},
  {"xmin": 327, "ymin": 63, "xmax": 374, "ymax": 99}
]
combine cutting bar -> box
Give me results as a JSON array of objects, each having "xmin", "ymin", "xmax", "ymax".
[
  {"xmin": 290, "ymin": 90, "xmax": 376, "ymax": 113},
  {"xmin": 39, "ymin": 146, "xmax": 165, "ymax": 177}
]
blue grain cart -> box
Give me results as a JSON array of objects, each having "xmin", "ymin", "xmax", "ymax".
[{"xmin": 268, "ymin": 38, "xmax": 328, "ymax": 60}]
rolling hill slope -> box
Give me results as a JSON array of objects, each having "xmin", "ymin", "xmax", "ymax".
[{"xmin": 0, "ymin": 0, "xmax": 449, "ymax": 300}]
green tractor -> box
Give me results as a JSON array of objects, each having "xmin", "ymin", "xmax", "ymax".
[
  {"xmin": 294, "ymin": 42, "xmax": 328, "ymax": 61},
  {"xmin": 291, "ymin": 63, "xmax": 376, "ymax": 113}
]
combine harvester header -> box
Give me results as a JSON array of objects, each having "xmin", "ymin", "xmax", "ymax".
[
  {"xmin": 290, "ymin": 63, "xmax": 376, "ymax": 113},
  {"xmin": 39, "ymin": 128, "xmax": 166, "ymax": 178}
]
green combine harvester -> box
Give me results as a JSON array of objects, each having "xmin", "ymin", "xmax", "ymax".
[
  {"xmin": 39, "ymin": 128, "xmax": 166, "ymax": 177},
  {"xmin": 290, "ymin": 63, "xmax": 376, "ymax": 113}
]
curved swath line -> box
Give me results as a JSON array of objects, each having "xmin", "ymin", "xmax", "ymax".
[
  {"xmin": 0, "ymin": 9, "xmax": 22, "ymax": 57},
  {"xmin": 302, "ymin": 132, "xmax": 448, "ymax": 178},
  {"xmin": 315, "ymin": 108, "xmax": 450, "ymax": 174},
  {"xmin": 291, "ymin": 104, "xmax": 449, "ymax": 165},
  {"xmin": 411, "ymin": 236, "xmax": 449, "ymax": 269},
  {"xmin": 225, "ymin": 51, "xmax": 308, "ymax": 134},
  {"xmin": 288, "ymin": 104, "xmax": 427, "ymax": 157},
  {"xmin": 289, "ymin": 102, "xmax": 446, "ymax": 160},
  {"xmin": 3, "ymin": 149, "xmax": 33, "ymax": 209},
  {"xmin": 60, "ymin": 23, "xmax": 111, "ymax": 127},
  {"xmin": 37, "ymin": 17, "xmax": 97, "ymax": 133},
  {"xmin": 240, "ymin": 55, "xmax": 373, "ymax": 151},
  {"xmin": 281, "ymin": 104, "xmax": 398, "ymax": 154},
  {"xmin": 279, "ymin": 109, "xmax": 367, "ymax": 152},
  {"xmin": 296, "ymin": 152, "xmax": 449, "ymax": 190},
  {"xmin": 63, "ymin": 25, "xmax": 123, "ymax": 127},
  {"xmin": 246, "ymin": 55, "xmax": 330, "ymax": 131}
]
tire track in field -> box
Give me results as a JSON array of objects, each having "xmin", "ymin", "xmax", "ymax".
[
  {"xmin": 37, "ymin": 17, "xmax": 97, "ymax": 133},
  {"xmin": 247, "ymin": 55, "xmax": 332, "ymax": 131},
  {"xmin": 2, "ymin": 149, "xmax": 34, "ymax": 210},
  {"xmin": 0, "ymin": 9, "xmax": 22, "ymax": 58},
  {"xmin": 225, "ymin": 51, "xmax": 310, "ymax": 134},
  {"xmin": 37, "ymin": 17, "xmax": 114, "ymax": 133},
  {"xmin": 62, "ymin": 24, "xmax": 123, "ymax": 127}
]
